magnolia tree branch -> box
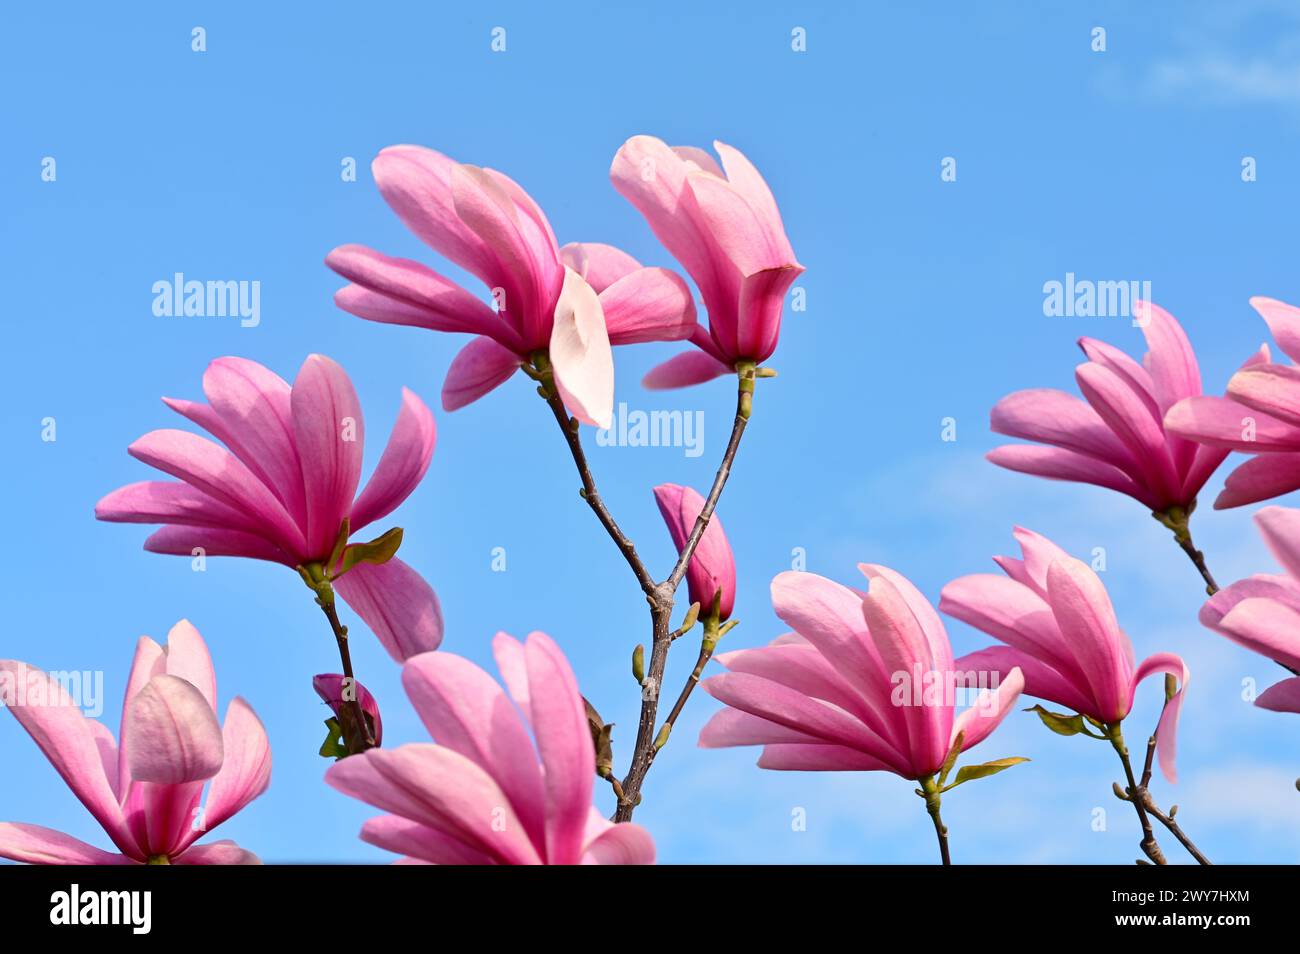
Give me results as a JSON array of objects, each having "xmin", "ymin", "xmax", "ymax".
[
  {"xmin": 529, "ymin": 353, "xmax": 758, "ymax": 822},
  {"xmin": 1135, "ymin": 714, "xmax": 1212, "ymax": 865},
  {"xmin": 1107, "ymin": 723, "xmax": 1167, "ymax": 865}
]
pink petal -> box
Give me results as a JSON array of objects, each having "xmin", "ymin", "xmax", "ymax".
[
  {"xmin": 610, "ymin": 136, "xmax": 728, "ymax": 327},
  {"xmin": 581, "ymin": 821, "xmax": 656, "ymax": 865},
  {"xmin": 757, "ymin": 743, "xmax": 897, "ymax": 772},
  {"xmin": 1164, "ymin": 395, "xmax": 1300, "ymax": 451},
  {"xmin": 326, "ymin": 244, "xmax": 509, "ymax": 340},
  {"xmin": 196, "ymin": 697, "xmax": 271, "ymax": 836},
  {"xmin": 642, "ymin": 351, "xmax": 732, "ymax": 390},
  {"xmin": 1214, "ymin": 597, "xmax": 1300, "ymax": 672},
  {"xmin": 697, "ymin": 707, "xmax": 824, "ymax": 748},
  {"xmin": 350, "ymin": 387, "xmax": 437, "ymax": 532},
  {"xmin": 1075, "ymin": 362, "xmax": 1182, "ymax": 505},
  {"xmin": 326, "ymin": 744, "xmax": 542, "ymax": 865},
  {"xmin": 0, "ymin": 661, "xmax": 131, "ymax": 853},
  {"xmin": 715, "ymin": 644, "xmax": 874, "ymax": 727},
  {"xmin": 1227, "ymin": 362, "xmax": 1300, "ymax": 428},
  {"xmin": 860, "ymin": 572, "xmax": 953, "ymax": 776},
  {"xmin": 359, "ymin": 815, "xmax": 494, "ymax": 864},
  {"xmin": 400, "ymin": 652, "xmax": 546, "ymax": 853},
  {"xmin": 701, "ymin": 670, "xmax": 907, "ymax": 773},
  {"xmin": 736, "ymin": 263, "xmax": 801, "ymax": 363},
  {"xmin": 201, "ymin": 357, "xmax": 308, "ymax": 529},
  {"xmin": 371, "ymin": 145, "xmax": 503, "ymax": 289},
  {"xmin": 0, "ymin": 823, "xmax": 131, "ymax": 865},
  {"xmin": 951, "ymin": 665, "xmax": 1024, "ymax": 752},
  {"xmin": 549, "ymin": 266, "xmax": 614, "ymax": 429},
  {"xmin": 990, "ymin": 388, "xmax": 1137, "ymax": 465},
  {"xmin": 291, "ymin": 354, "xmax": 365, "ymax": 559},
  {"xmin": 769, "ymin": 571, "xmax": 900, "ymax": 739},
  {"xmin": 128, "ymin": 429, "xmax": 307, "ymax": 557},
  {"xmin": 939, "ymin": 573, "xmax": 1077, "ymax": 675},
  {"xmin": 1255, "ymin": 505, "xmax": 1300, "ymax": 579},
  {"xmin": 958, "ymin": 646, "xmax": 1096, "ymax": 717},
  {"xmin": 441, "ymin": 336, "xmax": 522, "ymax": 412},
  {"xmin": 143, "ymin": 525, "xmax": 294, "ymax": 564},
  {"xmin": 95, "ymin": 481, "xmax": 261, "ymax": 534},
  {"xmin": 1200, "ymin": 572, "xmax": 1300, "ymax": 631},
  {"xmin": 451, "ymin": 164, "xmax": 562, "ymax": 347},
  {"xmin": 1129, "ymin": 653, "xmax": 1189, "ymax": 784},
  {"xmin": 1043, "ymin": 558, "xmax": 1134, "ymax": 721},
  {"xmin": 334, "ymin": 557, "xmax": 444, "ymax": 662},
  {"xmin": 1250, "ymin": 296, "xmax": 1300, "ymax": 363},
  {"xmin": 124, "ymin": 675, "xmax": 224, "ymax": 785},
  {"xmin": 559, "ymin": 242, "xmax": 641, "ymax": 293},
  {"xmin": 1215, "ymin": 453, "xmax": 1300, "ymax": 509},
  {"xmin": 600, "ymin": 267, "xmax": 697, "ymax": 345},
  {"xmin": 1078, "ymin": 336, "xmax": 1160, "ymax": 419},
  {"xmin": 860, "ymin": 564, "xmax": 954, "ymax": 676},
  {"xmin": 523, "ymin": 633, "xmax": 592, "ymax": 865},
  {"xmin": 491, "ymin": 632, "xmax": 532, "ymax": 727},
  {"xmin": 117, "ymin": 637, "xmax": 166, "ymax": 794},
  {"xmin": 159, "ymin": 619, "xmax": 216, "ymax": 712},
  {"xmin": 1256, "ymin": 676, "xmax": 1300, "ymax": 713},
  {"xmin": 986, "ymin": 444, "xmax": 1161, "ymax": 510},
  {"xmin": 173, "ymin": 840, "xmax": 261, "ymax": 865},
  {"xmin": 1133, "ymin": 300, "xmax": 1202, "ymax": 414},
  {"xmin": 714, "ymin": 141, "xmax": 796, "ymax": 260}
]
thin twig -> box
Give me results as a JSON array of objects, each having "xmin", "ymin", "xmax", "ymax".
[
  {"xmin": 1108, "ymin": 723, "xmax": 1166, "ymax": 865},
  {"xmin": 919, "ymin": 777, "xmax": 951, "ymax": 865},
  {"xmin": 1137, "ymin": 724, "xmax": 1212, "ymax": 865},
  {"xmin": 531, "ymin": 352, "xmax": 658, "ymax": 597}
]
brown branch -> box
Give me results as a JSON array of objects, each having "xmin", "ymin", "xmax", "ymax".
[
  {"xmin": 1136, "ymin": 718, "xmax": 1212, "ymax": 865},
  {"xmin": 613, "ymin": 366, "xmax": 757, "ymax": 822},
  {"xmin": 530, "ymin": 352, "xmax": 657, "ymax": 597},
  {"xmin": 1107, "ymin": 723, "xmax": 1167, "ymax": 865}
]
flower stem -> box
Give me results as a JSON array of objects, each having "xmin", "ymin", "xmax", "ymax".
[
  {"xmin": 302, "ymin": 562, "xmax": 376, "ymax": 756},
  {"xmin": 919, "ymin": 776, "xmax": 951, "ymax": 865},
  {"xmin": 1153, "ymin": 506, "xmax": 1219, "ymax": 595},
  {"xmin": 1106, "ymin": 723, "xmax": 1166, "ymax": 865}
]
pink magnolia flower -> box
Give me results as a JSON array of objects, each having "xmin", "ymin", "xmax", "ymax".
[
  {"xmin": 698, "ymin": 567, "xmax": 1024, "ymax": 780},
  {"xmin": 988, "ymin": 301, "xmax": 1241, "ymax": 514},
  {"xmin": 95, "ymin": 354, "xmax": 442, "ymax": 662},
  {"xmin": 653, "ymin": 483, "xmax": 736, "ymax": 620},
  {"xmin": 610, "ymin": 136, "xmax": 804, "ymax": 389},
  {"xmin": 326, "ymin": 632, "xmax": 655, "ymax": 865},
  {"xmin": 939, "ymin": 527, "xmax": 1189, "ymax": 781},
  {"xmin": 314, "ymin": 674, "xmax": 383, "ymax": 746},
  {"xmin": 326, "ymin": 145, "xmax": 698, "ymax": 429},
  {"xmin": 1199, "ymin": 506, "xmax": 1300, "ymax": 712},
  {"xmin": 0, "ymin": 620, "xmax": 271, "ymax": 865},
  {"xmin": 1165, "ymin": 297, "xmax": 1300, "ymax": 508}
]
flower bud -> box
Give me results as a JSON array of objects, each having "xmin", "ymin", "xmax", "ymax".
[{"xmin": 653, "ymin": 483, "xmax": 736, "ymax": 621}]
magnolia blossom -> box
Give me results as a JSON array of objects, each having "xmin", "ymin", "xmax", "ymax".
[
  {"xmin": 611, "ymin": 136, "xmax": 803, "ymax": 389},
  {"xmin": 1199, "ymin": 506, "xmax": 1300, "ymax": 712},
  {"xmin": 988, "ymin": 301, "xmax": 1243, "ymax": 514},
  {"xmin": 653, "ymin": 483, "xmax": 736, "ymax": 620},
  {"xmin": 0, "ymin": 621, "xmax": 270, "ymax": 865},
  {"xmin": 314, "ymin": 674, "xmax": 383, "ymax": 746},
  {"xmin": 326, "ymin": 632, "xmax": 655, "ymax": 865},
  {"xmin": 1166, "ymin": 297, "xmax": 1300, "ymax": 508},
  {"xmin": 326, "ymin": 145, "xmax": 698, "ymax": 428},
  {"xmin": 940, "ymin": 527, "xmax": 1189, "ymax": 781},
  {"xmin": 698, "ymin": 567, "xmax": 1024, "ymax": 780},
  {"xmin": 96, "ymin": 354, "xmax": 442, "ymax": 662}
]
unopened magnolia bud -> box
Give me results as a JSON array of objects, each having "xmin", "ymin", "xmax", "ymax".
[{"xmin": 632, "ymin": 644, "xmax": 645, "ymax": 684}]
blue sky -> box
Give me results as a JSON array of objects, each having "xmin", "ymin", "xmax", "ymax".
[{"xmin": 4, "ymin": 1, "xmax": 1300, "ymax": 863}]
